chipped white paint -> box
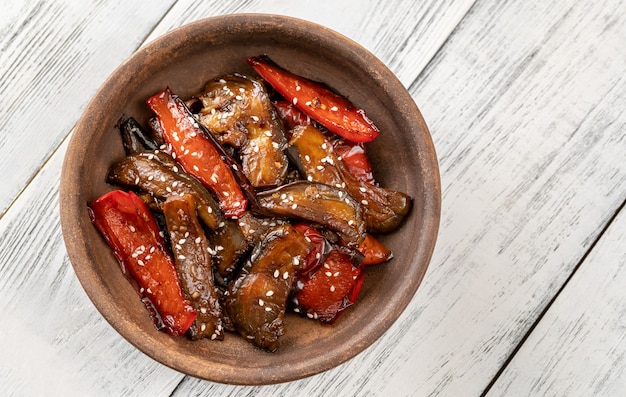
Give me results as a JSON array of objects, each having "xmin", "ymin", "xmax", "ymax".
[{"xmin": 1, "ymin": 0, "xmax": 625, "ymax": 396}]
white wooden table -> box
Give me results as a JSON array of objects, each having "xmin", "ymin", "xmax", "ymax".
[{"xmin": 1, "ymin": 1, "xmax": 625, "ymax": 395}]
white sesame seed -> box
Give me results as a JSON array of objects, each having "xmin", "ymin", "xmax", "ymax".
[
  {"xmin": 307, "ymin": 313, "xmax": 314, "ymax": 319},
  {"xmin": 178, "ymin": 255, "xmax": 186, "ymax": 260},
  {"xmin": 293, "ymin": 257, "xmax": 300, "ymax": 266},
  {"xmin": 361, "ymin": 200, "xmax": 369, "ymax": 205},
  {"xmin": 248, "ymin": 229, "xmax": 256, "ymax": 234},
  {"xmin": 264, "ymin": 130, "xmax": 273, "ymax": 137},
  {"xmin": 325, "ymin": 271, "xmax": 332, "ymax": 277},
  {"xmin": 129, "ymin": 226, "xmax": 136, "ymax": 232},
  {"xmin": 292, "ymin": 97, "xmax": 298, "ymax": 105},
  {"xmin": 193, "ymin": 165, "xmax": 199, "ymax": 171},
  {"xmin": 185, "ymin": 232, "xmax": 189, "ymax": 237},
  {"xmin": 201, "ymin": 323, "xmax": 206, "ymax": 331},
  {"xmin": 266, "ymin": 290, "xmax": 274, "ymax": 297},
  {"xmin": 150, "ymin": 247, "xmax": 155, "ymax": 253},
  {"xmin": 195, "ymin": 237, "xmax": 202, "ymax": 244},
  {"xmin": 200, "ymin": 307, "xmax": 207, "ymax": 314},
  {"xmin": 223, "ymin": 191, "xmax": 230, "ymax": 197},
  {"xmin": 334, "ymin": 272, "xmax": 340, "ymax": 277},
  {"xmin": 147, "ymin": 288, "xmax": 152, "ymax": 294},
  {"xmin": 207, "ymin": 206, "xmax": 213, "ymax": 214},
  {"xmin": 330, "ymin": 285, "xmax": 336, "ymax": 292},
  {"xmin": 259, "ymin": 299, "xmax": 265, "ymax": 306},
  {"xmin": 137, "ymin": 259, "xmax": 145, "ymax": 266},
  {"xmin": 134, "ymin": 176, "xmax": 140, "ymax": 184},
  {"xmin": 265, "ymin": 307, "xmax": 272, "ymax": 312},
  {"xmin": 145, "ymin": 255, "xmax": 151, "ymax": 260},
  {"xmin": 232, "ymin": 164, "xmax": 238, "ymax": 170},
  {"xmin": 233, "ymin": 201, "xmax": 241, "ymax": 207},
  {"xmin": 172, "ymin": 166, "xmax": 179, "ymax": 172},
  {"xmin": 294, "ymin": 307, "xmax": 300, "ymax": 313},
  {"xmin": 140, "ymin": 287, "xmax": 144, "ymax": 293},
  {"xmin": 348, "ymin": 220, "xmax": 354, "ymax": 226},
  {"xmin": 274, "ymin": 269, "xmax": 280, "ymax": 278},
  {"xmin": 211, "ymin": 173, "xmax": 218, "ymax": 183},
  {"xmin": 359, "ymin": 187, "xmax": 367, "ymax": 192},
  {"xmin": 166, "ymin": 187, "xmax": 172, "ymax": 193},
  {"xmin": 211, "ymin": 333, "xmax": 217, "ymax": 340},
  {"xmin": 175, "ymin": 244, "xmax": 182, "ymax": 250},
  {"xmin": 172, "ymin": 152, "xmax": 177, "ymax": 159},
  {"xmin": 316, "ymin": 165, "xmax": 324, "ymax": 171},
  {"xmin": 251, "ymin": 115, "xmax": 259, "ymax": 121},
  {"xmin": 291, "ymin": 203, "xmax": 298, "ymax": 210},
  {"xmin": 216, "ymin": 245, "xmax": 224, "ymax": 251},
  {"xmin": 330, "ymin": 106, "xmax": 338, "ymax": 111},
  {"xmin": 147, "ymin": 175, "xmax": 154, "ymax": 181},
  {"xmin": 179, "ymin": 239, "xmax": 186, "ymax": 244},
  {"xmin": 323, "ymin": 263, "xmax": 330, "ymax": 269},
  {"xmin": 283, "ymin": 271, "xmax": 289, "ymax": 279},
  {"xmin": 235, "ymin": 95, "xmax": 242, "ymax": 100},
  {"xmin": 160, "ymin": 176, "xmax": 166, "ymax": 182}
]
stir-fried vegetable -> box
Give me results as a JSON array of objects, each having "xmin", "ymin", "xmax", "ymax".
[{"xmin": 89, "ymin": 55, "xmax": 411, "ymax": 351}]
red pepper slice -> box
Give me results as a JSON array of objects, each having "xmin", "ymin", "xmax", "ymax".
[
  {"xmin": 272, "ymin": 100, "xmax": 313, "ymax": 132},
  {"xmin": 147, "ymin": 88, "xmax": 248, "ymax": 217},
  {"xmin": 293, "ymin": 223, "xmax": 331, "ymax": 275},
  {"xmin": 248, "ymin": 55, "xmax": 380, "ymax": 143},
  {"xmin": 292, "ymin": 249, "xmax": 363, "ymax": 323},
  {"xmin": 333, "ymin": 139, "xmax": 375, "ymax": 184},
  {"xmin": 88, "ymin": 190, "xmax": 197, "ymax": 336},
  {"xmin": 358, "ymin": 234, "xmax": 393, "ymax": 265}
]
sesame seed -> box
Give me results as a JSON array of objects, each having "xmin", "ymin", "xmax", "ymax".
[
  {"xmin": 175, "ymin": 244, "xmax": 182, "ymax": 250},
  {"xmin": 185, "ymin": 232, "xmax": 189, "ymax": 237},
  {"xmin": 291, "ymin": 203, "xmax": 298, "ymax": 210},
  {"xmin": 259, "ymin": 299, "xmax": 265, "ymax": 306},
  {"xmin": 172, "ymin": 181, "xmax": 178, "ymax": 188},
  {"xmin": 330, "ymin": 106, "xmax": 338, "ymax": 111},
  {"xmin": 211, "ymin": 173, "xmax": 218, "ymax": 183},
  {"xmin": 293, "ymin": 257, "xmax": 300, "ymax": 266},
  {"xmin": 266, "ymin": 290, "xmax": 274, "ymax": 297},
  {"xmin": 274, "ymin": 269, "xmax": 280, "ymax": 278},
  {"xmin": 293, "ymin": 307, "xmax": 300, "ymax": 313},
  {"xmin": 145, "ymin": 255, "xmax": 151, "ymax": 260},
  {"xmin": 249, "ymin": 229, "xmax": 256, "ymax": 234},
  {"xmin": 140, "ymin": 288, "xmax": 144, "ymax": 293},
  {"xmin": 316, "ymin": 253, "xmax": 321, "ymax": 259},
  {"xmin": 137, "ymin": 259, "xmax": 145, "ymax": 266},
  {"xmin": 325, "ymin": 271, "xmax": 332, "ymax": 277},
  {"xmin": 292, "ymin": 97, "xmax": 298, "ymax": 105},
  {"xmin": 251, "ymin": 115, "xmax": 259, "ymax": 121},
  {"xmin": 208, "ymin": 247, "xmax": 216, "ymax": 255},
  {"xmin": 265, "ymin": 307, "xmax": 272, "ymax": 312},
  {"xmin": 361, "ymin": 200, "xmax": 369, "ymax": 205},
  {"xmin": 323, "ymin": 263, "xmax": 330, "ymax": 269},
  {"xmin": 179, "ymin": 239, "xmax": 186, "ymax": 244},
  {"xmin": 201, "ymin": 323, "xmax": 207, "ymax": 331},
  {"xmin": 148, "ymin": 175, "xmax": 154, "ymax": 181},
  {"xmin": 129, "ymin": 226, "xmax": 136, "ymax": 232},
  {"xmin": 150, "ymin": 247, "xmax": 155, "ymax": 253},
  {"xmin": 134, "ymin": 176, "xmax": 140, "ymax": 184},
  {"xmin": 207, "ymin": 207, "xmax": 213, "ymax": 214},
  {"xmin": 216, "ymin": 245, "xmax": 224, "ymax": 251},
  {"xmin": 304, "ymin": 155, "xmax": 311, "ymax": 162},
  {"xmin": 172, "ymin": 152, "xmax": 177, "ymax": 159},
  {"xmin": 232, "ymin": 164, "xmax": 238, "ymax": 171},
  {"xmin": 283, "ymin": 271, "xmax": 289, "ymax": 279},
  {"xmin": 184, "ymin": 149, "xmax": 190, "ymax": 155},
  {"xmin": 359, "ymin": 187, "xmax": 367, "ymax": 192},
  {"xmin": 193, "ymin": 165, "xmax": 199, "ymax": 171},
  {"xmin": 195, "ymin": 237, "xmax": 202, "ymax": 244},
  {"xmin": 166, "ymin": 187, "xmax": 172, "ymax": 193},
  {"xmin": 313, "ymin": 312, "xmax": 319, "ymax": 319},
  {"xmin": 307, "ymin": 313, "xmax": 314, "ymax": 319},
  {"xmin": 235, "ymin": 95, "xmax": 242, "ymax": 100},
  {"xmin": 233, "ymin": 201, "xmax": 241, "ymax": 207},
  {"xmin": 160, "ymin": 176, "xmax": 166, "ymax": 182},
  {"xmin": 147, "ymin": 288, "xmax": 152, "ymax": 294},
  {"xmin": 211, "ymin": 333, "xmax": 217, "ymax": 340},
  {"xmin": 334, "ymin": 272, "xmax": 340, "ymax": 277},
  {"xmin": 223, "ymin": 191, "xmax": 230, "ymax": 197},
  {"xmin": 348, "ymin": 220, "xmax": 354, "ymax": 226},
  {"xmin": 264, "ymin": 130, "xmax": 273, "ymax": 137},
  {"xmin": 330, "ymin": 285, "xmax": 336, "ymax": 292},
  {"xmin": 172, "ymin": 166, "xmax": 179, "ymax": 172},
  {"xmin": 178, "ymin": 255, "xmax": 186, "ymax": 260}
]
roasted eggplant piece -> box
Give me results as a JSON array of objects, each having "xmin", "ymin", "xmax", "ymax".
[
  {"xmin": 256, "ymin": 181, "xmax": 365, "ymax": 247},
  {"xmin": 107, "ymin": 152, "xmax": 222, "ymax": 230},
  {"xmin": 194, "ymin": 74, "xmax": 289, "ymax": 188},
  {"xmin": 224, "ymin": 224, "xmax": 313, "ymax": 351},
  {"xmin": 163, "ymin": 195, "xmax": 224, "ymax": 340},
  {"xmin": 288, "ymin": 124, "xmax": 411, "ymax": 233},
  {"xmin": 118, "ymin": 116, "xmax": 161, "ymax": 153},
  {"xmin": 209, "ymin": 218, "xmax": 249, "ymax": 279}
]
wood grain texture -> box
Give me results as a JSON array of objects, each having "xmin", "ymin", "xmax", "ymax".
[
  {"xmin": 1, "ymin": 0, "xmax": 626, "ymax": 396},
  {"xmin": 486, "ymin": 207, "xmax": 626, "ymax": 396},
  {"xmin": 145, "ymin": 0, "xmax": 477, "ymax": 86},
  {"xmin": 0, "ymin": 0, "xmax": 176, "ymax": 218},
  {"xmin": 0, "ymin": 136, "xmax": 185, "ymax": 396}
]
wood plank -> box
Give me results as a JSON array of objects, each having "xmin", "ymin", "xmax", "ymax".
[
  {"xmin": 145, "ymin": 0, "xmax": 476, "ymax": 86},
  {"xmin": 0, "ymin": 135, "xmax": 185, "ymax": 396},
  {"xmin": 0, "ymin": 0, "xmax": 176, "ymax": 218},
  {"xmin": 486, "ymin": 206, "xmax": 626, "ymax": 396}
]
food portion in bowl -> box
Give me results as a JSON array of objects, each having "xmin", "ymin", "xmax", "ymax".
[{"xmin": 88, "ymin": 55, "xmax": 412, "ymax": 352}]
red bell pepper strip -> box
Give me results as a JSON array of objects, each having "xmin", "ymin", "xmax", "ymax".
[
  {"xmin": 358, "ymin": 234, "xmax": 393, "ymax": 265},
  {"xmin": 333, "ymin": 139, "xmax": 375, "ymax": 184},
  {"xmin": 292, "ymin": 248, "xmax": 363, "ymax": 323},
  {"xmin": 293, "ymin": 223, "xmax": 331, "ymax": 275},
  {"xmin": 88, "ymin": 190, "xmax": 197, "ymax": 336},
  {"xmin": 248, "ymin": 55, "xmax": 380, "ymax": 143},
  {"xmin": 147, "ymin": 88, "xmax": 248, "ymax": 217}
]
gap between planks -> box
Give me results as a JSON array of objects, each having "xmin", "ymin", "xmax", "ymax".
[{"xmin": 480, "ymin": 197, "xmax": 626, "ymax": 397}]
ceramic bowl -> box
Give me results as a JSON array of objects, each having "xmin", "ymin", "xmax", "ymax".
[{"xmin": 60, "ymin": 14, "xmax": 440, "ymax": 385}]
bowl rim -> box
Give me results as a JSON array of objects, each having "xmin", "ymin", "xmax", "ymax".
[{"xmin": 60, "ymin": 13, "xmax": 441, "ymax": 385}]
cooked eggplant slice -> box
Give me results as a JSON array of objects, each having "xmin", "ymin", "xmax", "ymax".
[
  {"xmin": 224, "ymin": 224, "xmax": 313, "ymax": 351},
  {"xmin": 107, "ymin": 152, "xmax": 222, "ymax": 230},
  {"xmin": 163, "ymin": 196, "xmax": 224, "ymax": 340},
  {"xmin": 209, "ymin": 219, "xmax": 249, "ymax": 279},
  {"xmin": 256, "ymin": 181, "xmax": 365, "ymax": 247},
  {"xmin": 118, "ymin": 116, "xmax": 161, "ymax": 153},
  {"xmin": 288, "ymin": 124, "xmax": 412, "ymax": 233},
  {"xmin": 195, "ymin": 74, "xmax": 289, "ymax": 188}
]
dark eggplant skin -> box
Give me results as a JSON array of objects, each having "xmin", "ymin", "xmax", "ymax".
[
  {"xmin": 194, "ymin": 74, "xmax": 289, "ymax": 188},
  {"xmin": 288, "ymin": 124, "xmax": 412, "ymax": 233},
  {"xmin": 209, "ymin": 218, "xmax": 249, "ymax": 279},
  {"xmin": 163, "ymin": 195, "xmax": 224, "ymax": 341},
  {"xmin": 224, "ymin": 224, "xmax": 313, "ymax": 351},
  {"xmin": 256, "ymin": 181, "xmax": 366, "ymax": 247},
  {"xmin": 107, "ymin": 152, "xmax": 222, "ymax": 230},
  {"xmin": 118, "ymin": 116, "xmax": 161, "ymax": 153}
]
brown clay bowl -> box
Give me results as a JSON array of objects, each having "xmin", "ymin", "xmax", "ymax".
[{"xmin": 60, "ymin": 14, "xmax": 440, "ymax": 385}]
